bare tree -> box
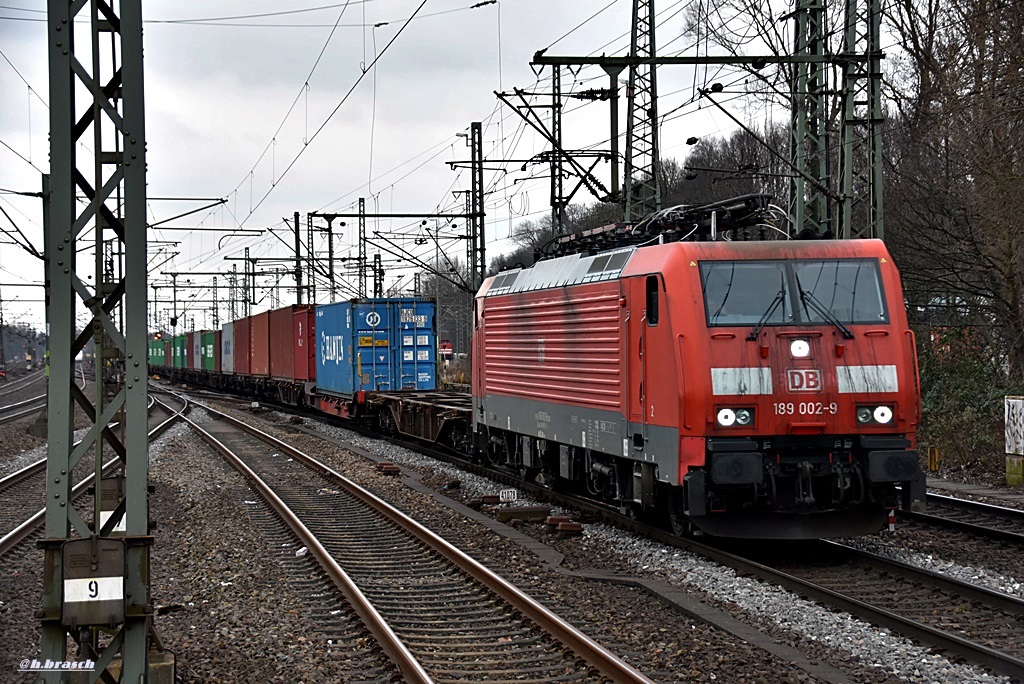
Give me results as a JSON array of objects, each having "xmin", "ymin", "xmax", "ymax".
[{"xmin": 887, "ymin": 0, "xmax": 1024, "ymax": 382}]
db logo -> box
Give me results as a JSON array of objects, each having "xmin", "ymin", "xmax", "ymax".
[{"xmin": 787, "ymin": 369, "xmax": 822, "ymax": 392}]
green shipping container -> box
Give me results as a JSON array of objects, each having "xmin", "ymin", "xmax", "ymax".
[
  {"xmin": 172, "ymin": 335, "xmax": 188, "ymax": 369},
  {"xmin": 147, "ymin": 339, "xmax": 166, "ymax": 367},
  {"xmin": 201, "ymin": 331, "xmax": 216, "ymax": 371}
]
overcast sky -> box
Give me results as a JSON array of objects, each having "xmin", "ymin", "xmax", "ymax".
[{"xmin": 0, "ymin": 0, "xmax": 764, "ymax": 331}]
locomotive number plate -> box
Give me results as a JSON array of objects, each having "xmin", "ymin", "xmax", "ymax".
[{"xmin": 774, "ymin": 401, "xmax": 839, "ymax": 416}]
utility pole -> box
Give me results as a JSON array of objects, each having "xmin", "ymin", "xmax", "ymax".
[
  {"xmin": 293, "ymin": 211, "xmax": 303, "ymax": 304},
  {"xmin": 230, "ymin": 264, "xmax": 238, "ymax": 320},
  {"xmin": 470, "ymin": 121, "xmax": 485, "ymax": 291},
  {"xmin": 550, "ymin": 71, "xmax": 565, "ymax": 233},
  {"xmin": 171, "ymin": 273, "xmax": 178, "ymax": 327},
  {"xmin": 839, "ymin": 0, "xmax": 884, "ymax": 238},
  {"xmin": 212, "ymin": 276, "xmax": 219, "ymax": 328},
  {"xmin": 372, "ymin": 253, "xmax": 383, "ymax": 298},
  {"xmin": 308, "ymin": 213, "xmax": 348, "ymax": 303},
  {"xmin": 358, "ymin": 198, "xmax": 368, "ymax": 298},
  {"xmin": 624, "ymin": 0, "xmax": 661, "ymax": 221},
  {"xmin": 790, "ymin": 0, "xmax": 829, "ymax": 236},
  {"xmin": 245, "ymin": 246, "xmax": 253, "ymax": 316},
  {"xmin": 42, "ymin": 0, "xmax": 156, "ymax": 681},
  {"xmin": 601, "ymin": 65, "xmax": 624, "ymax": 203},
  {"xmin": 0, "ymin": 289, "xmax": 6, "ymax": 377}
]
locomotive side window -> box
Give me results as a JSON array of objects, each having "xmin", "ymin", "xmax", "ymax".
[
  {"xmin": 700, "ymin": 258, "xmax": 888, "ymax": 327},
  {"xmin": 646, "ymin": 275, "xmax": 659, "ymax": 325}
]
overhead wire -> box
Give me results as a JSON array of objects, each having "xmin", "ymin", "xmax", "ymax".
[
  {"xmin": 223, "ymin": 0, "xmax": 355, "ymax": 219},
  {"xmin": 235, "ymin": 0, "xmax": 430, "ymax": 228}
]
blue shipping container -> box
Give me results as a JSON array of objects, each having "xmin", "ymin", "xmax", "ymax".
[{"xmin": 316, "ymin": 298, "xmax": 437, "ymax": 396}]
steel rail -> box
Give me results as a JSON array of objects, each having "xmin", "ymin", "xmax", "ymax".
[
  {"xmin": 0, "ymin": 393, "xmax": 188, "ymax": 555},
  {"xmin": 0, "ymin": 371, "xmax": 45, "ymax": 395},
  {"xmin": 819, "ymin": 539, "xmax": 1024, "ymax": 615},
  {"xmin": 328, "ymin": 428, "xmax": 1024, "ymax": 681},
  {"xmin": 0, "ymin": 402, "xmax": 47, "ymax": 426},
  {"xmin": 0, "ymin": 393, "xmax": 46, "ymax": 412},
  {"xmin": 683, "ymin": 539, "xmax": 1024, "ymax": 680},
  {"xmin": 0, "ymin": 457, "xmax": 48, "ymax": 496},
  {"xmin": 182, "ymin": 413, "xmax": 434, "ymax": 684},
  {"xmin": 898, "ymin": 492, "xmax": 1024, "ymax": 545},
  {"xmin": 0, "ymin": 395, "xmax": 162, "ymax": 495},
  {"xmin": 197, "ymin": 401, "xmax": 655, "ymax": 684}
]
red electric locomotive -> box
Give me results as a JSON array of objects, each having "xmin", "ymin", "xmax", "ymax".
[{"xmin": 472, "ymin": 199, "xmax": 925, "ymax": 539}]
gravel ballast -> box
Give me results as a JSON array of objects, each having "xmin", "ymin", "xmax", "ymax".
[
  {"xmin": 2, "ymin": 395, "xmax": 1017, "ymax": 683},
  {"xmin": 269, "ymin": 408, "xmax": 1012, "ymax": 684}
]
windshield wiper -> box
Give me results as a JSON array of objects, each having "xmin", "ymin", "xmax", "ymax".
[
  {"xmin": 795, "ymin": 273, "xmax": 855, "ymax": 339},
  {"xmin": 746, "ymin": 288, "xmax": 786, "ymax": 341}
]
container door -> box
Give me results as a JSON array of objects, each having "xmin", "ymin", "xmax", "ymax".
[
  {"xmin": 315, "ymin": 304, "xmax": 354, "ymax": 395},
  {"xmin": 355, "ymin": 304, "xmax": 391, "ymax": 391},
  {"xmin": 396, "ymin": 301, "xmax": 435, "ymax": 390}
]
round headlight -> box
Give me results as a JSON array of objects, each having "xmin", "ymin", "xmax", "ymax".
[
  {"xmin": 873, "ymin": 406, "xmax": 893, "ymax": 424},
  {"xmin": 790, "ymin": 339, "xmax": 811, "ymax": 358},
  {"xmin": 856, "ymin": 407, "xmax": 873, "ymax": 423},
  {"xmin": 735, "ymin": 408, "xmax": 753, "ymax": 426},
  {"xmin": 717, "ymin": 408, "xmax": 736, "ymax": 427}
]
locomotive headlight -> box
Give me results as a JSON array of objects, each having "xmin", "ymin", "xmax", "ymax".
[
  {"xmin": 856, "ymin": 405, "xmax": 894, "ymax": 424},
  {"xmin": 790, "ymin": 339, "xmax": 811, "ymax": 358},
  {"xmin": 716, "ymin": 407, "xmax": 754, "ymax": 427}
]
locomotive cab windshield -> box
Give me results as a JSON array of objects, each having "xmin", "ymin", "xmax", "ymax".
[{"xmin": 700, "ymin": 258, "xmax": 889, "ymax": 329}]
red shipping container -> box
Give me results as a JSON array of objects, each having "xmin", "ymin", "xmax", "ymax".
[
  {"xmin": 269, "ymin": 306, "xmax": 297, "ymax": 380},
  {"xmin": 213, "ymin": 330, "xmax": 222, "ymax": 372},
  {"xmin": 293, "ymin": 305, "xmax": 315, "ymax": 381},
  {"xmin": 186, "ymin": 331, "xmax": 196, "ymax": 370},
  {"xmin": 250, "ymin": 311, "xmax": 270, "ymax": 376},
  {"xmin": 235, "ymin": 316, "xmax": 252, "ymax": 375}
]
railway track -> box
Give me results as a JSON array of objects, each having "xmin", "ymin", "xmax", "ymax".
[
  {"xmin": 183, "ymin": 389, "xmax": 1024, "ymax": 679},
  {"xmin": 0, "ymin": 393, "xmax": 188, "ymax": 556},
  {"xmin": 0, "ymin": 393, "xmax": 46, "ymax": 426},
  {"xmin": 721, "ymin": 538, "xmax": 1024, "ymax": 679},
  {"xmin": 292, "ymin": 418, "xmax": 1024, "ymax": 680},
  {"xmin": 185, "ymin": 400, "xmax": 654, "ymax": 684},
  {"xmin": 0, "ymin": 370, "xmax": 45, "ymax": 397},
  {"xmin": 898, "ymin": 492, "xmax": 1024, "ymax": 545}
]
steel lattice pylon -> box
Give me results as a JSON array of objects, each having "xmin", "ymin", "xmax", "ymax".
[
  {"xmin": 469, "ymin": 121, "xmax": 485, "ymax": 291},
  {"xmin": 789, "ymin": 0, "xmax": 830, "ymax": 236},
  {"xmin": 42, "ymin": 0, "xmax": 152, "ymax": 680},
  {"xmin": 624, "ymin": 0, "xmax": 661, "ymax": 222},
  {"xmin": 839, "ymin": 0, "xmax": 884, "ymax": 239}
]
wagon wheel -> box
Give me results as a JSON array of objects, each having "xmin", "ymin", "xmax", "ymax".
[{"xmin": 377, "ymin": 409, "xmax": 396, "ymax": 437}]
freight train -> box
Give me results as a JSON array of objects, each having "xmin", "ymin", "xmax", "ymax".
[{"xmin": 152, "ymin": 210, "xmax": 926, "ymax": 540}]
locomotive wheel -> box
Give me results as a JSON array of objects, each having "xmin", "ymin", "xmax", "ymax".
[{"xmin": 666, "ymin": 487, "xmax": 688, "ymax": 536}]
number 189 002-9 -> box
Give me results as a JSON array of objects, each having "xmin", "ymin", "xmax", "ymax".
[{"xmin": 774, "ymin": 401, "xmax": 838, "ymax": 416}]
